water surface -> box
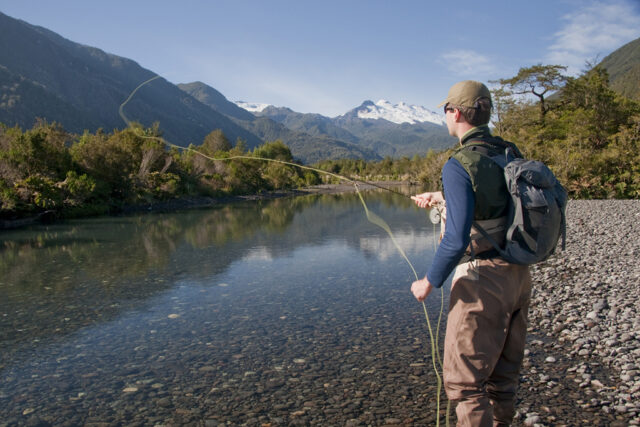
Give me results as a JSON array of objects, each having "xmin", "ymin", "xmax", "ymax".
[{"xmin": 0, "ymin": 190, "xmax": 450, "ymax": 425}]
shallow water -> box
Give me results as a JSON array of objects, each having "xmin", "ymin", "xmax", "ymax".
[{"xmin": 0, "ymin": 191, "xmax": 451, "ymax": 425}]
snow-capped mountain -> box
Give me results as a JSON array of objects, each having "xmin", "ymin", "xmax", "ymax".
[
  {"xmin": 235, "ymin": 99, "xmax": 445, "ymax": 126},
  {"xmin": 235, "ymin": 101, "xmax": 271, "ymax": 113},
  {"xmin": 230, "ymin": 97, "xmax": 452, "ymax": 160},
  {"xmin": 355, "ymin": 99, "xmax": 445, "ymax": 125}
]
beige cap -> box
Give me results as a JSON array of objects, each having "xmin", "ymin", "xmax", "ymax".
[{"xmin": 437, "ymin": 80, "xmax": 491, "ymax": 108}]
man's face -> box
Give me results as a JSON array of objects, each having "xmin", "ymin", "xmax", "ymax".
[{"xmin": 444, "ymin": 104, "xmax": 456, "ymax": 136}]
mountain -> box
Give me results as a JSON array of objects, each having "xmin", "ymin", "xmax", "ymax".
[
  {"xmin": 257, "ymin": 106, "xmax": 361, "ymax": 144},
  {"xmin": 0, "ymin": 11, "xmax": 453, "ymax": 163},
  {"xmin": 0, "ymin": 12, "xmax": 262, "ymax": 148},
  {"xmin": 334, "ymin": 102, "xmax": 453, "ymax": 157},
  {"xmin": 178, "ymin": 81, "xmax": 380, "ymax": 163},
  {"xmin": 235, "ymin": 101, "xmax": 271, "ymax": 113},
  {"xmin": 248, "ymin": 100, "xmax": 454, "ymax": 158},
  {"xmin": 351, "ymin": 99, "xmax": 445, "ymax": 125},
  {"xmin": 177, "ymin": 82, "xmax": 256, "ymax": 122},
  {"xmin": 598, "ymin": 36, "xmax": 640, "ymax": 102}
]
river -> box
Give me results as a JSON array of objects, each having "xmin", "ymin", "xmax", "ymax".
[{"xmin": 0, "ymin": 190, "xmax": 451, "ymax": 426}]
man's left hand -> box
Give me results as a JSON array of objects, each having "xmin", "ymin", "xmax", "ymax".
[{"xmin": 411, "ymin": 277, "xmax": 434, "ymax": 302}]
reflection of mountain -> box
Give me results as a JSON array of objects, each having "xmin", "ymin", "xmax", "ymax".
[
  {"xmin": 359, "ymin": 231, "xmax": 436, "ymax": 261},
  {"xmin": 0, "ymin": 190, "xmax": 433, "ymax": 368}
]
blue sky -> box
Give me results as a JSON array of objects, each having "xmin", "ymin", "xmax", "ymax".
[{"xmin": 1, "ymin": 0, "xmax": 639, "ymax": 116}]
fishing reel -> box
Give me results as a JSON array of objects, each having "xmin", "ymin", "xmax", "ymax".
[{"xmin": 428, "ymin": 203, "xmax": 445, "ymax": 225}]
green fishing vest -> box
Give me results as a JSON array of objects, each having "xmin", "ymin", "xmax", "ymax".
[{"xmin": 451, "ymin": 139, "xmax": 512, "ymax": 221}]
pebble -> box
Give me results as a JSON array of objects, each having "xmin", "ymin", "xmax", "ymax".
[
  {"xmin": 524, "ymin": 413, "xmax": 541, "ymax": 425},
  {"xmin": 524, "ymin": 200, "xmax": 640, "ymax": 426}
]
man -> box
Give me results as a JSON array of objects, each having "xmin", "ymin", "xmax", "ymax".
[{"xmin": 410, "ymin": 80, "xmax": 532, "ymax": 426}]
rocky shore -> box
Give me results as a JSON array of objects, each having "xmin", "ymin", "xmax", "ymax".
[{"xmin": 514, "ymin": 199, "xmax": 640, "ymax": 426}]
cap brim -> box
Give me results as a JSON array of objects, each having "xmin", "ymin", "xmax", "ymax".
[{"xmin": 436, "ymin": 100, "xmax": 448, "ymax": 108}]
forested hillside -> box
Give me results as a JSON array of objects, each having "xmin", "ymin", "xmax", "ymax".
[
  {"xmin": 0, "ymin": 12, "xmax": 263, "ymax": 148},
  {"xmin": 599, "ymin": 37, "xmax": 640, "ymax": 102}
]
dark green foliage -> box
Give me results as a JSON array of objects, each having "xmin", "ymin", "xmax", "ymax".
[
  {"xmin": 0, "ymin": 123, "xmax": 319, "ymax": 219},
  {"xmin": 253, "ymin": 140, "xmax": 293, "ymax": 161},
  {"xmin": 251, "ymin": 141, "xmax": 319, "ymax": 190},
  {"xmin": 0, "ymin": 121, "xmax": 74, "ymax": 215},
  {"xmin": 493, "ymin": 65, "xmax": 640, "ymax": 199}
]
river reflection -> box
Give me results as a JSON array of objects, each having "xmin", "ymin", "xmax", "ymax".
[{"xmin": 0, "ymin": 190, "xmax": 450, "ymax": 425}]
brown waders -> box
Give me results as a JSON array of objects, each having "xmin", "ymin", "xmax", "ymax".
[{"xmin": 444, "ymin": 257, "xmax": 531, "ymax": 427}]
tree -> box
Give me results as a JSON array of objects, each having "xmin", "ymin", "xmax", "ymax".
[
  {"xmin": 493, "ymin": 64, "xmax": 568, "ymax": 122},
  {"xmin": 560, "ymin": 66, "xmax": 638, "ymax": 149},
  {"xmin": 202, "ymin": 129, "xmax": 231, "ymax": 154},
  {"xmin": 252, "ymin": 140, "xmax": 293, "ymax": 161},
  {"xmin": 490, "ymin": 86, "xmax": 517, "ymax": 135}
]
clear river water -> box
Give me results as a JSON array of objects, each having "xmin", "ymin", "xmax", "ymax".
[{"xmin": 0, "ymin": 190, "xmax": 451, "ymax": 426}]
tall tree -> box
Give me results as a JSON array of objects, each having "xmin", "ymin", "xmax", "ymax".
[{"xmin": 493, "ymin": 64, "xmax": 568, "ymax": 122}]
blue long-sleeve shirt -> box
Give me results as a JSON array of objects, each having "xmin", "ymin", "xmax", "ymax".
[{"xmin": 426, "ymin": 157, "xmax": 475, "ymax": 288}]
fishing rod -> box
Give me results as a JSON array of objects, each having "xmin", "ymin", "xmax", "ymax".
[{"xmin": 120, "ymin": 75, "xmax": 450, "ymax": 426}]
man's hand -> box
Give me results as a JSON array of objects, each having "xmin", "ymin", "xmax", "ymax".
[
  {"xmin": 411, "ymin": 191, "xmax": 444, "ymax": 209},
  {"xmin": 411, "ymin": 277, "xmax": 434, "ymax": 302}
]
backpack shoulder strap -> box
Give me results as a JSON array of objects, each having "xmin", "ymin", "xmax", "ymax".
[{"xmin": 454, "ymin": 137, "xmax": 522, "ymax": 167}]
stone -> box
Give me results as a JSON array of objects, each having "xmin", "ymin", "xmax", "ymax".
[{"xmin": 524, "ymin": 414, "xmax": 541, "ymax": 425}]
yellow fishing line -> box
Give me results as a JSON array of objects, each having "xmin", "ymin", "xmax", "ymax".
[{"xmin": 120, "ymin": 75, "xmax": 450, "ymax": 426}]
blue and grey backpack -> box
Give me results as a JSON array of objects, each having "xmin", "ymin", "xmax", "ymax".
[{"xmin": 471, "ymin": 145, "xmax": 568, "ymax": 265}]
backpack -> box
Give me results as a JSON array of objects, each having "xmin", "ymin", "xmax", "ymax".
[
  {"xmin": 471, "ymin": 147, "xmax": 568, "ymax": 265},
  {"xmin": 452, "ymin": 137, "xmax": 567, "ymax": 265}
]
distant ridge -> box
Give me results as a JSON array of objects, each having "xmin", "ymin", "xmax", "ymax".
[
  {"xmin": 0, "ymin": 11, "xmax": 263, "ymax": 148},
  {"xmin": 179, "ymin": 81, "xmax": 380, "ymax": 163},
  {"xmin": 599, "ymin": 36, "xmax": 640, "ymax": 102},
  {"xmin": 241, "ymin": 100, "xmax": 454, "ymax": 158}
]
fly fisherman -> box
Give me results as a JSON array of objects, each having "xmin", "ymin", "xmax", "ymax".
[{"xmin": 411, "ymin": 81, "xmax": 532, "ymax": 426}]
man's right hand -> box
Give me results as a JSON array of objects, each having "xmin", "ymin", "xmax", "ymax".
[
  {"xmin": 411, "ymin": 191, "xmax": 444, "ymax": 209},
  {"xmin": 411, "ymin": 277, "xmax": 434, "ymax": 302}
]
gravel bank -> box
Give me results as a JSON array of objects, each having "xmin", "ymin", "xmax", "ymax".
[{"xmin": 514, "ymin": 200, "xmax": 640, "ymax": 426}]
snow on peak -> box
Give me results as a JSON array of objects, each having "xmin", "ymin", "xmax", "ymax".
[
  {"xmin": 235, "ymin": 101, "xmax": 271, "ymax": 113},
  {"xmin": 357, "ymin": 99, "xmax": 445, "ymax": 125}
]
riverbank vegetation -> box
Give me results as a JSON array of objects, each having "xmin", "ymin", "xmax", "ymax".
[
  {"xmin": 0, "ymin": 124, "xmax": 320, "ymax": 220},
  {"xmin": 1, "ymin": 65, "xmax": 638, "ymax": 221}
]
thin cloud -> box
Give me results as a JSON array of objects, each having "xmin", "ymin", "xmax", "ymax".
[
  {"xmin": 438, "ymin": 49, "xmax": 496, "ymax": 76},
  {"xmin": 546, "ymin": 0, "xmax": 640, "ymax": 74}
]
